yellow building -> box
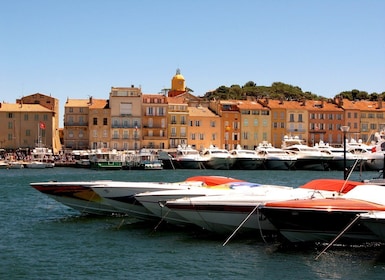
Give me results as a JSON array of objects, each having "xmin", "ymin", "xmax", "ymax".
[
  {"xmin": 0, "ymin": 102, "xmax": 54, "ymax": 151},
  {"xmin": 18, "ymin": 93, "xmax": 61, "ymax": 153},
  {"xmin": 142, "ymin": 94, "xmax": 168, "ymax": 149},
  {"xmin": 63, "ymin": 98, "xmax": 90, "ymax": 150},
  {"xmin": 237, "ymin": 100, "xmax": 271, "ymax": 149},
  {"xmin": 167, "ymin": 96, "xmax": 188, "ymax": 148},
  {"xmin": 188, "ymin": 105, "xmax": 221, "ymax": 150},
  {"xmin": 109, "ymin": 86, "xmax": 142, "ymax": 150},
  {"xmin": 88, "ymin": 98, "xmax": 110, "ymax": 149}
]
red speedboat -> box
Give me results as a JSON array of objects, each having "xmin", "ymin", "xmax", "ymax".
[{"xmin": 260, "ymin": 184, "xmax": 385, "ymax": 244}]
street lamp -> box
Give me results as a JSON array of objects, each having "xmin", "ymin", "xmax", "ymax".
[{"xmin": 340, "ymin": 125, "xmax": 350, "ymax": 180}]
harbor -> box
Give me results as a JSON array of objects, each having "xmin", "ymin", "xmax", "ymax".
[{"xmin": 3, "ymin": 167, "xmax": 385, "ymax": 279}]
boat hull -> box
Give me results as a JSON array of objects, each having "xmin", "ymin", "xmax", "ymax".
[
  {"xmin": 360, "ymin": 212, "xmax": 385, "ymax": 241},
  {"xmin": 261, "ymin": 200, "xmax": 385, "ymax": 243},
  {"xmin": 30, "ymin": 182, "xmax": 122, "ymax": 215}
]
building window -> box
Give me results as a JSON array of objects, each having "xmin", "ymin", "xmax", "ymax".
[
  {"xmin": 298, "ymin": 114, "xmax": 303, "ymax": 122},
  {"xmin": 24, "ymin": 114, "xmax": 29, "ymax": 121},
  {"xmin": 210, "ymin": 121, "xmax": 216, "ymax": 127},
  {"xmin": 289, "ymin": 114, "xmax": 294, "ymax": 122},
  {"xmin": 26, "ymin": 129, "xmax": 31, "ymax": 136},
  {"xmin": 93, "ymin": 118, "xmax": 97, "ymax": 125},
  {"xmin": 195, "ymin": 120, "xmax": 200, "ymax": 127},
  {"xmin": 191, "ymin": 133, "xmax": 196, "ymax": 140},
  {"xmin": 103, "ymin": 118, "xmax": 108, "ymax": 125}
]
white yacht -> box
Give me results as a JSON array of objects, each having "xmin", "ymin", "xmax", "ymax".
[
  {"xmin": 281, "ymin": 136, "xmax": 333, "ymax": 170},
  {"xmin": 256, "ymin": 142, "xmax": 297, "ymax": 170},
  {"xmin": 229, "ymin": 145, "xmax": 264, "ymax": 170},
  {"xmin": 201, "ymin": 145, "xmax": 234, "ymax": 170}
]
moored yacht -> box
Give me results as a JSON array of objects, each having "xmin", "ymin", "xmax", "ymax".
[
  {"xmin": 230, "ymin": 145, "xmax": 264, "ymax": 170},
  {"xmin": 256, "ymin": 141, "xmax": 297, "ymax": 170},
  {"xmin": 172, "ymin": 145, "xmax": 208, "ymax": 169},
  {"xmin": 314, "ymin": 140, "xmax": 365, "ymax": 171},
  {"xmin": 201, "ymin": 145, "xmax": 234, "ymax": 170},
  {"xmin": 281, "ymin": 136, "xmax": 333, "ymax": 170}
]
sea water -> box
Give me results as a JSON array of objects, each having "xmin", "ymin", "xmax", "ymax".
[{"xmin": 1, "ymin": 168, "xmax": 385, "ymax": 280}]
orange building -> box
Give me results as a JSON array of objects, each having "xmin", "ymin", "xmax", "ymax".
[
  {"xmin": 306, "ymin": 99, "xmax": 344, "ymax": 146},
  {"xmin": 209, "ymin": 100, "xmax": 240, "ymax": 150},
  {"xmin": 188, "ymin": 105, "xmax": 221, "ymax": 150},
  {"xmin": 88, "ymin": 98, "xmax": 110, "ymax": 149}
]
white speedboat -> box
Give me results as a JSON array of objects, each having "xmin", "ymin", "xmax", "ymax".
[
  {"xmin": 201, "ymin": 146, "xmax": 234, "ymax": 170},
  {"xmin": 30, "ymin": 180, "xmax": 123, "ymax": 215},
  {"xmin": 164, "ymin": 179, "xmax": 355, "ymax": 235},
  {"xmin": 229, "ymin": 146, "xmax": 264, "ymax": 170},
  {"xmin": 256, "ymin": 142, "xmax": 297, "ymax": 170},
  {"xmin": 135, "ymin": 182, "xmax": 263, "ymax": 225},
  {"xmin": 89, "ymin": 176, "xmax": 244, "ymax": 220},
  {"xmin": 281, "ymin": 136, "xmax": 333, "ymax": 170},
  {"xmin": 30, "ymin": 176, "xmax": 239, "ymax": 216},
  {"xmin": 171, "ymin": 145, "xmax": 208, "ymax": 169}
]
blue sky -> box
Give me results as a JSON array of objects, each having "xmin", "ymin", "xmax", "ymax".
[{"xmin": 1, "ymin": 0, "xmax": 384, "ymax": 124}]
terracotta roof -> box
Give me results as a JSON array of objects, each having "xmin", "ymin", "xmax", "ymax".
[
  {"xmin": 167, "ymin": 96, "xmax": 187, "ymax": 104},
  {"xmin": 188, "ymin": 106, "xmax": 218, "ymax": 117},
  {"xmin": 0, "ymin": 103, "xmax": 52, "ymax": 112},
  {"xmin": 236, "ymin": 101, "xmax": 265, "ymax": 110},
  {"xmin": 65, "ymin": 99, "xmax": 90, "ymax": 107},
  {"xmin": 89, "ymin": 99, "xmax": 108, "ymax": 109},
  {"xmin": 343, "ymin": 99, "xmax": 385, "ymax": 111}
]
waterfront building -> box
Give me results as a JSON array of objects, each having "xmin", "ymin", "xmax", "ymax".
[
  {"xmin": 188, "ymin": 105, "xmax": 221, "ymax": 150},
  {"xmin": 209, "ymin": 100, "xmax": 240, "ymax": 150},
  {"xmin": 141, "ymin": 94, "xmax": 168, "ymax": 150},
  {"xmin": 88, "ymin": 97, "xmax": 110, "ymax": 149},
  {"xmin": 109, "ymin": 86, "xmax": 142, "ymax": 150},
  {"xmin": 18, "ymin": 93, "xmax": 61, "ymax": 153},
  {"xmin": 167, "ymin": 96, "xmax": 188, "ymax": 148},
  {"xmin": 0, "ymin": 102, "xmax": 55, "ymax": 151},
  {"xmin": 260, "ymin": 98, "xmax": 286, "ymax": 148},
  {"xmin": 63, "ymin": 98, "xmax": 89, "ymax": 150},
  {"xmin": 307, "ymin": 99, "xmax": 344, "ymax": 146},
  {"xmin": 335, "ymin": 97, "xmax": 361, "ymax": 142},
  {"xmin": 344, "ymin": 97, "xmax": 385, "ymax": 143},
  {"xmin": 238, "ymin": 100, "xmax": 271, "ymax": 149}
]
